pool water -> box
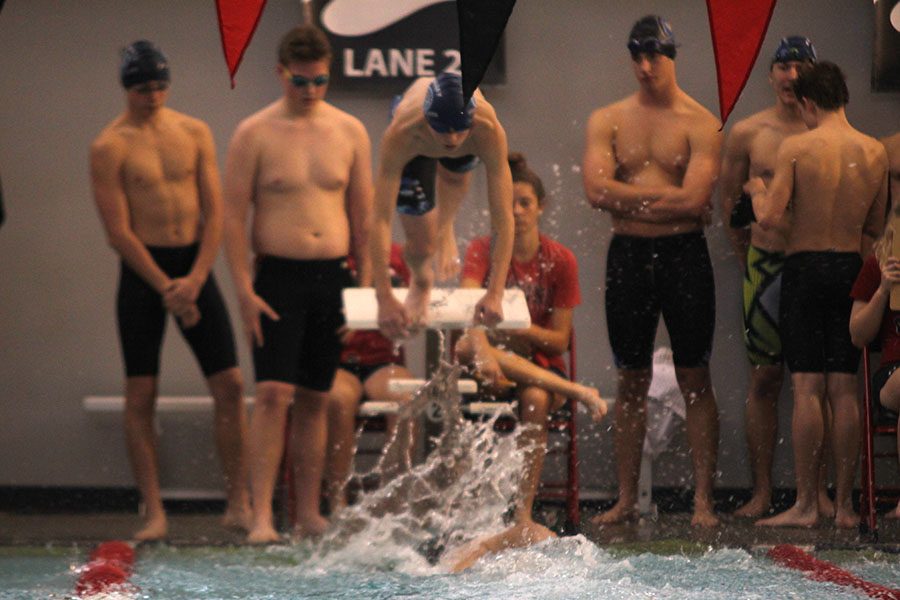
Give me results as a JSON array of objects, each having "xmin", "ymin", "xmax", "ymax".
[{"xmin": 1, "ymin": 540, "xmax": 899, "ymax": 600}]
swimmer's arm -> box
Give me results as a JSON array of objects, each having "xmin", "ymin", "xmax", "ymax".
[
  {"xmin": 372, "ymin": 134, "xmax": 407, "ymax": 298},
  {"xmin": 478, "ymin": 123, "xmax": 515, "ymax": 303},
  {"xmin": 632, "ymin": 124, "xmax": 723, "ymax": 221},
  {"xmin": 582, "ymin": 110, "xmax": 665, "ymax": 214},
  {"xmin": 861, "ymin": 155, "xmax": 890, "ymax": 256},
  {"xmin": 749, "ymin": 139, "xmax": 796, "ymax": 230},
  {"xmin": 719, "ymin": 124, "xmax": 753, "ymax": 267},
  {"xmin": 515, "ymin": 307, "xmax": 572, "ymax": 357},
  {"xmin": 221, "ymin": 121, "xmax": 259, "ymax": 299},
  {"xmin": 459, "ymin": 274, "xmax": 493, "ymax": 352},
  {"xmin": 90, "ymin": 137, "xmax": 170, "ymax": 293},
  {"xmin": 188, "ymin": 122, "xmax": 224, "ymax": 286},
  {"xmin": 346, "ymin": 121, "xmax": 374, "ymax": 286}
]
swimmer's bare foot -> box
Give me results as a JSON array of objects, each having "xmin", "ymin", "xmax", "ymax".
[
  {"xmin": 885, "ymin": 502, "xmax": 900, "ymax": 519},
  {"xmin": 246, "ymin": 523, "xmax": 282, "ymax": 545},
  {"xmin": 291, "ymin": 514, "xmax": 330, "ymax": 541},
  {"xmin": 448, "ymin": 519, "xmax": 556, "ymax": 572},
  {"xmin": 733, "ymin": 493, "xmax": 772, "ymax": 518},
  {"xmin": 755, "ymin": 503, "xmax": 818, "ymax": 528},
  {"xmin": 590, "ymin": 500, "xmax": 638, "ymax": 525},
  {"xmin": 818, "ymin": 490, "xmax": 835, "ymax": 519},
  {"xmin": 574, "ymin": 385, "xmax": 607, "ymax": 422},
  {"xmin": 404, "ymin": 280, "xmax": 431, "ymax": 333},
  {"xmin": 222, "ymin": 505, "xmax": 252, "ymax": 532},
  {"xmin": 833, "ymin": 506, "xmax": 859, "ymax": 529},
  {"xmin": 133, "ymin": 515, "xmax": 168, "ymax": 542},
  {"xmin": 691, "ymin": 505, "xmax": 721, "ymax": 528}
]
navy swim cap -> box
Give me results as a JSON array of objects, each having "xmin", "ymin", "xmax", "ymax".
[
  {"xmin": 120, "ymin": 40, "xmax": 170, "ymax": 89},
  {"xmin": 423, "ymin": 73, "xmax": 476, "ymax": 133},
  {"xmin": 772, "ymin": 36, "xmax": 817, "ymax": 64},
  {"xmin": 627, "ymin": 15, "xmax": 677, "ymax": 60}
]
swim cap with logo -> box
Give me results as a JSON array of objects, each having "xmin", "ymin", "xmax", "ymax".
[
  {"xmin": 423, "ymin": 72, "xmax": 476, "ymax": 133},
  {"xmin": 120, "ymin": 40, "xmax": 170, "ymax": 89},
  {"xmin": 627, "ymin": 15, "xmax": 677, "ymax": 60},
  {"xmin": 772, "ymin": 36, "xmax": 817, "ymax": 65}
]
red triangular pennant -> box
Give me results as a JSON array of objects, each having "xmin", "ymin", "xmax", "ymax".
[
  {"xmin": 215, "ymin": 0, "xmax": 268, "ymax": 88},
  {"xmin": 706, "ymin": 0, "xmax": 778, "ymax": 124}
]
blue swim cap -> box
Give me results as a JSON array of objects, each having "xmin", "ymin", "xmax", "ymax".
[
  {"xmin": 772, "ymin": 36, "xmax": 817, "ymax": 64},
  {"xmin": 627, "ymin": 15, "xmax": 677, "ymax": 59},
  {"xmin": 120, "ymin": 40, "xmax": 170, "ymax": 89},
  {"xmin": 423, "ymin": 73, "xmax": 476, "ymax": 133}
]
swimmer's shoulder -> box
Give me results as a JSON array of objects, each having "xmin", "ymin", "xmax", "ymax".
[
  {"xmin": 167, "ymin": 109, "xmax": 215, "ymax": 144},
  {"xmin": 586, "ymin": 96, "xmax": 633, "ymax": 134},
  {"xmin": 91, "ymin": 117, "xmax": 132, "ymax": 162},
  {"xmin": 677, "ymin": 92, "xmax": 721, "ymax": 131},
  {"xmin": 324, "ymin": 102, "xmax": 372, "ymax": 146}
]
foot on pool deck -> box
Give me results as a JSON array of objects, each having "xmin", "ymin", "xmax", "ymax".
[
  {"xmin": 755, "ymin": 503, "xmax": 818, "ymax": 528},
  {"xmin": 291, "ymin": 514, "xmax": 330, "ymax": 541},
  {"xmin": 133, "ymin": 515, "xmax": 168, "ymax": 542},
  {"xmin": 246, "ymin": 523, "xmax": 283, "ymax": 545},
  {"xmin": 590, "ymin": 500, "xmax": 638, "ymax": 526},
  {"xmin": 833, "ymin": 506, "xmax": 859, "ymax": 529},
  {"xmin": 221, "ymin": 505, "xmax": 253, "ymax": 532},
  {"xmin": 818, "ymin": 491, "xmax": 835, "ymax": 520},
  {"xmin": 732, "ymin": 493, "xmax": 772, "ymax": 518},
  {"xmin": 691, "ymin": 506, "xmax": 720, "ymax": 528}
]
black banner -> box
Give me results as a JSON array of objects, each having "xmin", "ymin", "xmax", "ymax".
[
  {"xmin": 872, "ymin": 0, "xmax": 900, "ymax": 91},
  {"xmin": 313, "ymin": 0, "xmax": 504, "ymax": 91}
]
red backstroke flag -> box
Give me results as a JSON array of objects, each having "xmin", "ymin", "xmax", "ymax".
[
  {"xmin": 706, "ymin": 0, "xmax": 778, "ymax": 124},
  {"xmin": 216, "ymin": 0, "xmax": 268, "ymax": 87}
]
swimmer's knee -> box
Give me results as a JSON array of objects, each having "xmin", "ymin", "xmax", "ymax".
[
  {"xmin": 254, "ymin": 382, "xmax": 295, "ymax": 411},
  {"xmin": 455, "ymin": 335, "xmax": 475, "ymax": 363},
  {"xmin": 518, "ymin": 387, "xmax": 551, "ymax": 421}
]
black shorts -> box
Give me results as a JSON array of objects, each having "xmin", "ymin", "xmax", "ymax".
[
  {"xmin": 605, "ymin": 232, "xmax": 715, "ymax": 369},
  {"xmin": 116, "ymin": 245, "xmax": 237, "ymax": 378},
  {"xmin": 397, "ymin": 155, "xmax": 480, "ymax": 216},
  {"xmin": 253, "ymin": 256, "xmax": 352, "ymax": 391},
  {"xmin": 780, "ymin": 252, "xmax": 862, "ymax": 374}
]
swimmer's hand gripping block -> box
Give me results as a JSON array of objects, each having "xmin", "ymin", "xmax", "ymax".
[{"xmin": 342, "ymin": 287, "xmax": 531, "ymax": 330}]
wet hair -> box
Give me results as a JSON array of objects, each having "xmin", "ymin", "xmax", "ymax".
[
  {"xmin": 509, "ymin": 152, "xmax": 545, "ymax": 207},
  {"xmin": 791, "ymin": 61, "xmax": 849, "ymax": 110},
  {"xmin": 278, "ymin": 25, "xmax": 332, "ymax": 65},
  {"xmin": 627, "ymin": 15, "xmax": 677, "ymax": 60}
]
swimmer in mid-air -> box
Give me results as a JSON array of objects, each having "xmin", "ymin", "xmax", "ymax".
[{"xmin": 371, "ymin": 72, "xmax": 514, "ymax": 339}]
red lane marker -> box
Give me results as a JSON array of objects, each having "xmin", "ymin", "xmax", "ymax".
[
  {"xmin": 768, "ymin": 544, "xmax": 900, "ymax": 600},
  {"xmin": 75, "ymin": 540, "xmax": 139, "ymax": 598}
]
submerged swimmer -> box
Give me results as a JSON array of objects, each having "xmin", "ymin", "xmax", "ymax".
[{"xmin": 371, "ymin": 72, "xmax": 514, "ymax": 339}]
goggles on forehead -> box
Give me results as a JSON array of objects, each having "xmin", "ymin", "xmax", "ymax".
[
  {"xmin": 131, "ymin": 81, "xmax": 170, "ymax": 93},
  {"xmin": 282, "ymin": 70, "xmax": 330, "ymax": 88},
  {"xmin": 627, "ymin": 37, "xmax": 676, "ymax": 59}
]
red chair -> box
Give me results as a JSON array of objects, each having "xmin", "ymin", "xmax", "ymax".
[{"xmin": 859, "ymin": 346, "xmax": 900, "ymax": 539}]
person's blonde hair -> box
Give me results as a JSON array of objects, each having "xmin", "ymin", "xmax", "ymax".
[{"xmin": 873, "ymin": 219, "xmax": 895, "ymax": 267}]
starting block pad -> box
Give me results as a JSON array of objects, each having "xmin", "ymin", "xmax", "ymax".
[
  {"xmin": 343, "ymin": 287, "xmax": 531, "ymax": 330},
  {"xmin": 388, "ymin": 378, "xmax": 478, "ymax": 394}
]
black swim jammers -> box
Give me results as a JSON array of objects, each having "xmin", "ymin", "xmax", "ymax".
[
  {"xmin": 117, "ymin": 244, "xmax": 237, "ymax": 378},
  {"xmin": 780, "ymin": 251, "xmax": 862, "ymax": 374},
  {"xmin": 252, "ymin": 256, "xmax": 353, "ymax": 391},
  {"xmin": 605, "ymin": 232, "xmax": 716, "ymax": 369}
]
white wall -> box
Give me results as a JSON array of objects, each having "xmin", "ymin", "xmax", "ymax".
[{"xmin": 0, "ymin": 0, "xmax": 897, "ymax": 494}]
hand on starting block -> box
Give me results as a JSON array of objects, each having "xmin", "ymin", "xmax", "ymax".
[{"xmin": 343, "ymin": 288, "xmax": 531, "ymax": 332}]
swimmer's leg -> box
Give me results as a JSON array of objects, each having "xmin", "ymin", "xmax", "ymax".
[
  {"xmin": 290, "ymin": 387, "xmax": 331, "ymax": 539},
  {"xmin": 825, "ymin": 372, "xmax": 860, "ymax": 529},
  {"xmin": 433, "ymin": 165, "xmax": 472, "ymax": 281},
  {"xmin": 324, "ymin": 369, "xmax": 363, "ymax": 516},
  {"xmin": 447, "ymin": 521, "xmax": 556, "ymax": 573},
  {"xmin": 675, "ymin": 366, "xmax": 721, "ymax": 528},
  {"xmin": 246, "ymin": 381, "xmax": 293, "ymax": 544},
  {"xmin": 123, "ymin": 376, "xmax": 168, "ymax": 541},
  {"xmin": 207, "ymin": 367, "xmax": 252, "ymax": 531},
  {"xmin": 399, "ymin": 212, "xmax": 436, "ymax": 330}
]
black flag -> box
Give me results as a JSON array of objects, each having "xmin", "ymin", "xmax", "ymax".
[{"xmin": 457, "ymin": 0, "xmax": 516, "ymax": 102}]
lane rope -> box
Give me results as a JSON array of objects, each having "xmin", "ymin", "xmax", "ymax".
[
  {"xmin": 768, "ymin": 544, "xmax": 900, "ymax": 600},
  {"xmin": 74, "ymin": 540, "xmax": 138, "ymax": 598}
]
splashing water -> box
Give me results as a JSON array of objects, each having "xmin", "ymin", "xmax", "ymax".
[{"xmin": 306, "ymin": 361, "xmax": 532, "ymax": 574}]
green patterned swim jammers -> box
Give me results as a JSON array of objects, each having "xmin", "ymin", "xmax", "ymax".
[{"xmin": 742, "ymin": 245, "xmax": 785, "ymax": 366}]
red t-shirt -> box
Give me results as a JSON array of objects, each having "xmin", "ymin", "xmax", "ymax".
[
  {"xmin": 850, "ymin": 254, "xmax": 900, "ymax": 368},
  {"xmin": 341, "ymin": 244, "xmax": 410, "ymax": 366},
  {"xmin": 461, "ymin": 234, "xmax": 581, "ymax": 373}
]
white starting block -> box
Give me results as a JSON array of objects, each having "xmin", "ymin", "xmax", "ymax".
[
  {"xmin": 342, "ymin": 287, "xmax": 532, "ymax": 330},
  {"xmin": 387, "ymin": 378, "xmax": 478, "ymax": 394},
  {"xmin": 83, "ymin": 395, "xmax": 403, "ymax": 417}
]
